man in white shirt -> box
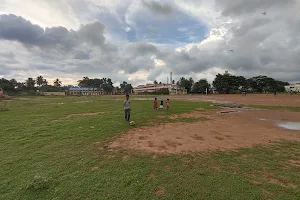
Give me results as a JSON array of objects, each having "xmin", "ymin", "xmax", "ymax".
[{"xmin": 123, "ymin": 94, "xmax": 131, "ymax": 123}]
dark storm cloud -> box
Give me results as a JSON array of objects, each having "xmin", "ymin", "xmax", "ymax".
[
  {"xmin": 124, "ymin": 42, "xmax": 158, "ymax": 57},
  {"xmin": 0, "ymin": 14, "xmax": 113, "ymax": 52},
  {"xmin": 141, "ymin": 0, "xmax": 173, "ymax": 16},
  {"xmin": 0, "ymin": 14, "xmax": 44, "ymax": 44},
  {"xmin": 78, "ymin": 22, "xmax": 106, "ymax": 46},
  {"xmin": 73, "ymin": 51, "xmax": 90, "ymax": 60}
]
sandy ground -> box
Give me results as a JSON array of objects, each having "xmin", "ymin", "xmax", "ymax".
[
  {"xmin": 169, "ymin": 94, "xmax": 300, "ymax": 107},
  {"xmin": 109, "ymin": 108, "xmax": 300, "ymax": 154}
]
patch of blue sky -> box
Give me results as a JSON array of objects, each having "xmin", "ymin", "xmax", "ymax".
[{"xmin": 126, "ymin": 9, "xmax": 208, "ymax": 44}]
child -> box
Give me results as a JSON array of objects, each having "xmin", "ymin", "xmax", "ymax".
[
  {"xmin": 159, "ymin": 100, "xmax": 164, "ymax": 110},
  {"xmin": 153, "ymin": 97, "xmax": 158, "ymax": 111},
  {"xmin": 166, "ymin": 99, "xmax": 170, "ymax": 110},
  {"xmin": 123, "ymin": 95, "xmax": 131, "ymax": 123}
]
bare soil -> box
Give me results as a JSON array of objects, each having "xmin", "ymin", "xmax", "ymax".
[
  {"xmin": 109, "ymin": 108, "xmax": 300, "ymax": 154},
  {"xmin": 170, "ymin": 94, "xmax": 300, "ymax": 107}
]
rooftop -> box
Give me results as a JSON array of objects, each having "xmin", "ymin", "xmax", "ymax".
[{"xmin": 69, "ymin": 87, "xmax": 101, "ymax": 91}]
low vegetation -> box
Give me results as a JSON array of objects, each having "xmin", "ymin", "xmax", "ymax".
[{"xmin": 0, "ymin": 96, "xmax": 299, "ymax": 199}]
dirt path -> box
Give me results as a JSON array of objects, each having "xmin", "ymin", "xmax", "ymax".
[{"xmin": 109, "ymin": 108, "xmax": 300, "ymax": 154}]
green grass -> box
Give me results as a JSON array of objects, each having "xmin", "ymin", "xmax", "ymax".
[{"xmin": 1, "ymin": 96, "xmax": 300, "ymax": 200}]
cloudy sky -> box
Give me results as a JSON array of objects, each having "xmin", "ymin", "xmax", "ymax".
[{"xmin": 0, "ymin": 0, "xmax": 299, "ymax": 86}]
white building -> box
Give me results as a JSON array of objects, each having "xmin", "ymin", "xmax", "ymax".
[
  {"xmin": 133, "ymin": 84, "xmax": 187, "ymax": 95},
  {"xmin": 285, "ymin": 84, "xmax": 300, "ymax": 92}
]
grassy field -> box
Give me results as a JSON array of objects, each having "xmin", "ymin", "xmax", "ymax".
[{"xmin": 0, "ymin": 96, "xmax": 300, "ymax": 200}]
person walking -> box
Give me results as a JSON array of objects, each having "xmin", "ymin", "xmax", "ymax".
[{"xmin": 123, "ymin": 94, "xmax": 131, "ymax": 123}]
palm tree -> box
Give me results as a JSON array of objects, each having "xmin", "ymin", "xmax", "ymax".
[
  {"xmin": 43, "ymin": 79, "xmax": 48, "ymax": 86},
  {"xmin": 26, "ymin": 78, "xmax": 35, "ymax": 89},
  {"xmin": 53, "ymin": 78, "xmax": 62, "ymax": 87},
  {"xmin": 36, "ymin": 76, "xmax": 44, "ymax": 87},
  {"xmin": 78, "ymin": 77, "xmax": 90, "ymax": 87}
]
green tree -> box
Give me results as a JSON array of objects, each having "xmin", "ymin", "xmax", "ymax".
[
  {"xmin": 213, "ymin": 73, "xmax": 247, "ymax": 94},
  {"xmin": 36, "ymin": 76, "xmax": 44, "ymax": 87},
  {"xmin": 248, "ymin": 76, "xmax": 288, "ymax": 93},
  {"xmin": 192, "ymin": 79, "xmax": 210, "ymax": 94},
  {"xmin": 178, "ymin": 77, "xmax": 194, "ymax": 93},
  {"xmin": 153, "ymin": 80, "xmax": 158, "ymax": 84},
  {"xmin": 53, "ymin": 78, "xmax": 62, "ymax": 87},
  {"xmin": 78, "ymin": 77, "xmax": 90, "ymax": 87},
  {"xmin": 26, "ymin": 78, "xmax": 35, "ymax": 89},
  {"xmin": 0, "ymin": 78, "xmax": 15, "ymax": 93},
  {"xmin": 102, "ymin": 78, "xmax": 114, "ymax": 94},
  {"xmin": 10, "ymin": 79, "xmax": 18, "ymax": 88},
  {"xmin": 120, "ymin": 81, "xmax": 133, "ymax": 94}
]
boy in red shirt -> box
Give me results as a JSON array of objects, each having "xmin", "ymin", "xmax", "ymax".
[
  {"xmin": 166, "ymin": 98, "xmax": 170, "ymax": 110},
  {"xmin": 153, "ymin": 97, "xmax": 158, "ymax": 111}
]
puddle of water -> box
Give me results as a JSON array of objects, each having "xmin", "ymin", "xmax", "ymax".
[
  {"xmin": 218, "ymin": 110, "xmax": 240, "ymax": 114},
  {"xmin": 277, "ymin": 121, "xmax": 300, "ymax": 130}
]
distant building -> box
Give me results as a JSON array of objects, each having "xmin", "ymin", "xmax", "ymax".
[
  {"xmin": 133, "ymin": 84, "xmax": 187, "ymax": 95},
  {"xmin": 68, "ymin": 87, "xmax": 123, "ymax": 95},
  {"xmin": 0, "ymin": 88, "xmax": 5, "ymax": 98},
  {"xmin": 285, "ymin": 84, "xmax": 300, "ymax": 93},
  {"xmin": 0, "ymin": 88, "xmax": 8, "ymax": 98},
  {"xmin": 68, "ymin": 87, "xmax": 104, "ymax": 96},
  {"xmin": 41, "ymin": 92, "xmax": 66, "ymax": 96}
]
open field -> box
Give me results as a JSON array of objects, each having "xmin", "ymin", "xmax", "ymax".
[{"xmin": 1, "ymin": 95, "xmax": 300, "ymax": 199}]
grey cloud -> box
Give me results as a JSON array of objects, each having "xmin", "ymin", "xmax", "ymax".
[
  {"xmin": 0, "ymin": 52, "xmax": 19, "ymax": 64},
  {"xmin": 1, "ymin": 0, "xmax": 300, "ymax": 86},
  {"xmin": 215, "ymin": 0, "xmax": 295, "ymax": 17},
  {"xmin": 124, "ymin": 42, "xmax": 158, "ymax": 57},
  {"xmin": 74, "ymin": 51, "xmax": 90, "ymax": 60},
  {"xmin": 141, "ymin": 0, "xmax": 173, "ymax": 16},
  {"xmin": 0, "ymin": 14, "xmax": 114, "ymax": 52},
  {"xmin": 0, "ymin": 14, "xmax": 44, "ymax": 44},
  {"xmin": 147, "ymin": 67, "xmax": 164, "ymax": 80},
  {"xmin": 121, "ymin": 56, "xmax": 156, "ymax": 74},
  {"xmin": 78, "ymin": 22, "xmax": 106, "ymax": 46}
]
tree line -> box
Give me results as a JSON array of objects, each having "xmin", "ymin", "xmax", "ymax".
[
  {"xmin": 0, "ymin": 76, "xmax": 133, "ymax": 95},
  {"xmin": 174, "ymin": 72, "xmax": 289, "ymax": 94},
  {"xmin": 0, "ymin": 72, "xmax": 290, "ymax": 95}
]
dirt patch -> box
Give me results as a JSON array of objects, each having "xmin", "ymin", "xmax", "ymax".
[
  {"xmin": 109, "ymin": 109, "xmax": 300, "ymax": 154},
  {"xmin": 170, "ymin": 94, "xmax": 300, "ymax": 107},
  {"xmin": 148, "ymin": 171, "xmax": 156, "ymax": 179},
  {"xmin": 268, "ymin": 178, "xmax": 297, "ymax": 189},
  {"xmin": 91, "ymin": 166, "xmax": 100, "ymax": 171},
  {"xmin": 155, "ymin": 186, "xmax": 165, "ymax": 197},
  {"xmin": 289, "ymin": 160, "xmax": 300, "ymax": 167},
  {"xmin": 261, "ymin": 188, "xmax": 274, "ymax": 196}
]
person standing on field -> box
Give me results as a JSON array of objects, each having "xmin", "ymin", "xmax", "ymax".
[
  {"xmin": 124, "ymin": 95, "xmax": 131, "ymax": 123},
  {"xmin": 166, "ymin": 98, "xmax": 170, "ymax": 110},
  {"xmin": 153, "ymin": 97, "xmax": 158, "ymax": 111}
]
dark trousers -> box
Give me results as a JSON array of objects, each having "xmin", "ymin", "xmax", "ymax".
[{"xmin": 124, "ymin": 109, "xmax": 130, "ymax": 122}]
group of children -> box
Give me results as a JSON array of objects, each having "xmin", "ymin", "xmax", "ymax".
[
  {"xmin": 123, "ymin": 95, "xmax": 170, "ymax": 123},
  {"xmin": 153, "ymin": 97, "xmax": 170, "ymax": 111}
]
